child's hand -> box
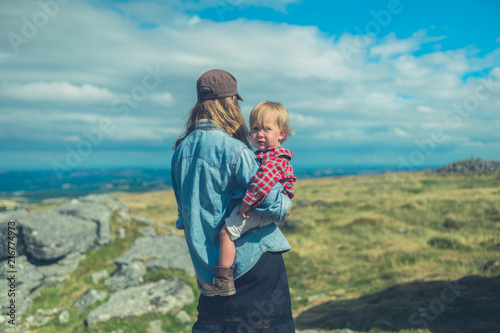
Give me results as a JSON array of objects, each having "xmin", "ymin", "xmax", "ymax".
[{"xmin": 237, "ymin": 203, "xmax": 251, "ymax": 218}]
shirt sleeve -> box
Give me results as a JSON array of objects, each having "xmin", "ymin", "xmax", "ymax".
[
  {"xmin": 254, "ymin": 183, "xmax": 292, "ymax": 222},
  {"xmin": 233, "ymin": 146, "xmax": 260, "ymax": 188},
  {"xmin": 242, "ymin": 160, "xmax": 284, "ymax": 206},
  {"xmin": 171, "ymin": 168, "xmax": 184, "ymax": 230}
]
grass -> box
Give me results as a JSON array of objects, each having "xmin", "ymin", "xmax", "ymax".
[
  {"xmin": 5, "ymin": 171, "xmax": 500, "ymax": 332},
  {"xmin": 284, "ymin": 172, "xmax": 500, "ymax": 332}
]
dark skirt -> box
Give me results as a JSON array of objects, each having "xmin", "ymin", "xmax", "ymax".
[{"xmin": 192, "ymin": 251, "xmax": 295, "ymax": 333}]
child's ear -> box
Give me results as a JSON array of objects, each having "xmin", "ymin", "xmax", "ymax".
[{"xmin": 279, "ymin": 128, "xmax": 286, "ymax": 141}]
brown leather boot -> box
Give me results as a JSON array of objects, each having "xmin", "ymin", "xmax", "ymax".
[{"xmin": 201, "ymin": 266, "xmax": 236, "ymax": 297}]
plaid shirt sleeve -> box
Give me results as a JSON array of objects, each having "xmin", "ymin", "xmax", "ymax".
[
  {"xmin": 242, "ymin": 158, "xmax": 286, "ymax": 206},
  {"xmin": 281, "ymin": 162, "xmax": 296, "ymax": 200}
]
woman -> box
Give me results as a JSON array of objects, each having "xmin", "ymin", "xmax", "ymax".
[{"xmin": 171, "ymin": 69, "xmax": 295, "ymax": 332}]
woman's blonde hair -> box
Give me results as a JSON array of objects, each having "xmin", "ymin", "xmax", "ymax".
[
  {"xmin": 173, "ymin": 87, "xmax": 251, "ymax": 149},
  {"xmin": 249, "ymin": 101, "xmax": 294, "ymax": 144}
]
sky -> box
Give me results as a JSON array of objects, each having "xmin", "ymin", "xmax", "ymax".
[{"xmin": 1, "ymin": 0, "xmax": 499, "ymax": 174}]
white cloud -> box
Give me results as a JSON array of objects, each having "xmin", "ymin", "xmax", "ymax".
[
  {"xmin": 184, "ymin": 0, "xmax": 301, "ymax": 12},
  {"xmin": 188, "ymin": 15, "xmax": 201, "ymax": 26},
  {"xmin": 289, "ymin": 113, "xmax": 323, "ymax": 128},
  {"xmin": 1, "ymin": 82, "xmax": 115, "ymax": 103},
  {"xmin": 99, "ymin": 116, "xmax": 180, "ymax": 142},
  {"xmin": 371, "ymin": 33, "xmax": 419, "ymax": 58},
  {"xmin": 60, "ymin": 135, "xmax": 82, "ymax": 143},
  {"xmin": 371, "ymin": 30, "xmax": 445, "ymax": 58},
  {"xmin": 240, "ymin": 0, "xmax": 301, "ymax": 12},
  {"xmin": 150, "ymin": 92, "xmax": 174, "ymax": 107},
  {"xmin": 492, "ymin": 67, "xmax": 500, "ymax": 79},
  {"xmin": 1, "ymin": 0, "xmax": 499, "ymax": 168},
  {"xmin": 393, "ymin": 127, "xmax": 410, "ymax": 137},
  {"xmin": 417, "ymin": 106, "xmax": 434, "ymax": 113}
]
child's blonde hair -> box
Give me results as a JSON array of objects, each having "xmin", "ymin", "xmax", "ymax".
[{"xmin": 249, "ymin": 101, "xmax": 294, "ymax": 144}]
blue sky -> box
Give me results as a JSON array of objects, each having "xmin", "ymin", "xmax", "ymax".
[{"xmin": 1, "ymin": 0, "xmax": 499, "ymax": 173}]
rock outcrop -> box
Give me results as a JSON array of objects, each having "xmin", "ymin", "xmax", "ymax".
[
  {"xmin": 56, "ymin": 194, "xmax": 129, "ymax": 245},
  {"xmin": 21, "ymin": 210, "xmax": 97, "ymax": 261},
  {"xmin": 105, "ymin": 262, "xmax": 146, "ymax": 293},
  {"xmin": 73, "ymin": 289, "xmax": 109, "ymax": 314},
  {"xmin": 433, "ymin": 157, "xmax": 500, "ymax": 174},
  {"xmin": 130, "ymin": 215, "xmax": 154, "ymax": 225},
  {"xmin": 0, "ymin": 194, "xmax": 196, "ymax": 331},
  {"xmin": 0, "ymin": 256, "xmax": 41, "ymax": 318},
  {"xmin": 114, "ymin": 235, "xmax": 194, "ymax": 274},
  {"xmin": 102, "ymin": 234, "xmax": 194, "ymax": 293},
  {"xmin": 0, "ymin": 210, "xmax": 29, "ymax": 261},
  {"xmin": 57, "ymin": 200, "xmax": 112, "ymax": 246},
  {"xmin": 0, "ymin": 194, "xmax": 129, "ymax": 321},
  {"xmin": 85, "ymin": 277, "xmax": 195, "ymax": 327},
  {"xmin": 0, "ymin": 255, "xmax": 43, "ymax": 294},
  {"xmin": 24, "ymin": 307, "xmax": 68, "ymax": 327},
  {"xmin": 35, "ymin": 252, "xmax": 87, "ymax": 286}
]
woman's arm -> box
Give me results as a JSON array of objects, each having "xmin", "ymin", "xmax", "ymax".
[
  {"xmin": 171, "ymin": 168, "xmax": 184, "ymax": 230},
  {"xmin": 254, "ymin": 182, "xmax": 292, "ymax": 222}
]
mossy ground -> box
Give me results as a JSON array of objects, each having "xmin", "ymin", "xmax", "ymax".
[{"xmin": 6, "ymin": 171, "xmax": 500, "ymax": 332}]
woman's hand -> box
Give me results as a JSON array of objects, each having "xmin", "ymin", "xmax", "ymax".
[{"xmin": 237, "ymin": 202, "xmax": 252, "ymax": 218}]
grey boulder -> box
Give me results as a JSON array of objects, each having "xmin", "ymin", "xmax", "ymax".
[
  {"xmin": 85, "ymin": 277, "xmax": 194, "ymax": 327},
  {"xmin": 0, "ymin": 255, "xmax": 43, "ymax": 293},
  {"xmin": 114, "ymin": 235, "xmax": 194, "ymax": 274},
  {"xmin": 35, "ymin": 252, "xmax": 86, "ymax": 286},
  {"xmin": 21, "ymin": 210, "xmax": 97, "ymax": 261},
  {"xmin": 78, "ymin": 194, "xmax": 129, "ymax": 215},
  {"xmin": 105, "ymin": 262, "xmax": 146, "ymax": 293},
  {"xmin": 0, "ymin": 210, "xmax": 29, "ymax": 261},
  {"xmin": 57, "ymin": 197, "xmax": 114, "ymax": 246},
  {"xmin": 130, "ymin": 215, "xmax": 154, "ymax": 225},
  {"xmin": 0, "ymin": 286, "xmax": 33, "ymax": 319},
  {"xmin": 0, "ymin": 256, "xmax": 41, "ymax": 321},
  {"xmin": 73, "ymin": 289, "xmax": 108, "ymax": 313}
]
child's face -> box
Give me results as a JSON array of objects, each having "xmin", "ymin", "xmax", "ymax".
[{"xmin": 250, "ymin": 114, "xmax": 286, "ymax": 151}]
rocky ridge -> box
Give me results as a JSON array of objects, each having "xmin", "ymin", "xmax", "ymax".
[
  {"xmin": 432, "ymin": 157, "xmax": 500, "ymax": 174},
  {"xmin": 0, "ymin": 194, "xmax": 195, "ymax": 332}
]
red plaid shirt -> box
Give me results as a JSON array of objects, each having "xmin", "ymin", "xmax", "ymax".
[{"xmin": 242, "ymin": 146, "xmax": 296, "ymax": 207}]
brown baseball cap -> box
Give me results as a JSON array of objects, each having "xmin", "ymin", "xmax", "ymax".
[{"xmin": 197, "ymin": 69, "xmax": 243, "ymax": 102}]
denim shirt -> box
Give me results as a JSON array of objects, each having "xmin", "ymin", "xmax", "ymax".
[{"xmin": 171, "ymin": 120, "xmax": 292, "ymax": 285}]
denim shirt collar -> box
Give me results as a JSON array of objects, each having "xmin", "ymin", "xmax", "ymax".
[{"xmin": 195, "ymin": 119, "xmax": 223, "ymax": 131}]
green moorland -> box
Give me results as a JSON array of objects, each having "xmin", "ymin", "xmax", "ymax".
[{"xmin": 6, "ymin": 171, "xmax": 500, "ymax": 333}]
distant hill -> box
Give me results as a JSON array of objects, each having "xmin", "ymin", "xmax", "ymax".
[{"xmin": 433, "ymin": 157, "xmax": 500, "ymax": 174}]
